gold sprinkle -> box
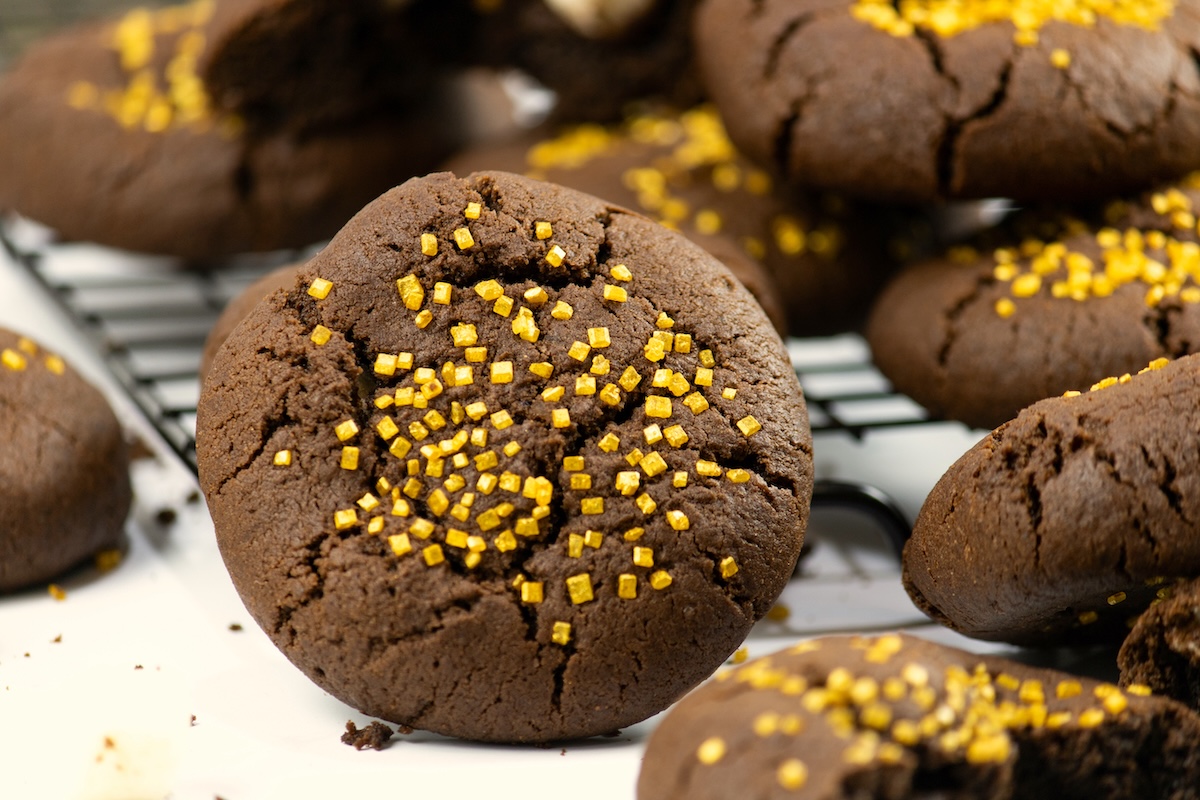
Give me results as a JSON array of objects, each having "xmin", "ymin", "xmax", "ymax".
[
  {"xmin": 666, "ymin": 510, "xmax": 690, "ymax": 530},
  {"xmin": 619, "ymin": 366, "xmax": 642, "ymax": 391},
  {"xmin": 568, "ymin": 341, "xmax": 591, "ymax": 361},
  {"xmin": 719, "ymin": 557, "xmax": 739, "ymax": 578},
  {"xmin": 587, "ymin": 327, "xmax": 612, "ymax": 348},
  {"xmin": 737, "ymin": 416, "xmax": 762, "ymax": 437},
  {"xmin": 599, "ymin": 433, "xmax": 621, "ymax": 452},
  {"xmin": 397, "ymin": 274, "xmax": 424, "ymax": 310},
  {"xmin": 551, "ymin": 300, "xmax": 574, "ymax": 320},
  {"xmin": 603, "ymin": 285, "xmax": 628, "ymax": 303},
  {"xmin": 535, "ymin": 221, "xmax": 553, "ymax": 239},
  {"xmin": 1078, "ymin": 610, "xmax": 1099, "ymax": 625},
  {"xmin": 334, "ymin": 508, "xmax": 359, "ymax": 530},
  {"xmin": 415, "ymin": 309, "xmax": 433, "ymax": 329},
  {"xmin": 552, "ymin": 408, "xmax": 572, "ymax": 428},
  {"xmin": 546, "ymin": 244, "xmax": 567, "ymax": 267},
  {"xmin": 422, "ymin": 544, "xmax": 445, "ymax": 566},
  {"xmin": 646, "ymin": 396, "xmax": 673, "ymax": 418},
  {"xmin": 636, "ymin": 493, "xmax": 658, "ymax": 515},
  {"xmin": 340, "ymin": 447, "xmax": 360, "ymax": 470},
  {"xmin": 683, "ymin": 392, "xmax": 710, "ymax": 415},
  {"xmin": 464, "ymin": 201, "xmax": 482, "ymax": 220},
  {"xmin": 696, "ymin": 737, "xmax": 726, "ymax": 765},
  {"xmin": 454, "ymin": 227, "xmax": 475, "ymax": 250},
  {"xmin": 611, "ymin": 264, "xmax": 633, "ymax": 281},
  {"xmin": 48, "ymin": 584, "xmax": 67, "ymax": 601},
  {"xmin": 581, "ymin": 497, "xmax": 604, "ymax": 515},
  {"xmin": 1107, "ymin": 591, "xmax": 1127, "ymax": 605},
  {"xmin": 1051, "ymin": 48, "xmax": 1071, "ymax": 68},
  {"xmin": 310, "ymin": 325, "xmax": 333, "ymax": 345},
  {"xmin": 529, "ymin": 361, "xmax": 554, "ymax": 379},
  {"xmin": 521, "ymin": 582, "xmax": 544, "ymax": 604},
  {"xmin": 567, "ymin": 573, "xmax": 595, "ymax": 604},
  {"xmin": 551, "ymin": 621, "xmax": 572, "ymax": 645},
  {"xmin": 776, "ymin": 759, "xmax": 808, "ymax": 790},
  {"xmin": 624, "ymin": 527, "xmax": 644, "ymax": 542},
  {"xmin": 633, "ymin": 546, "xmax": 654, "ymax": 568},
  {"xmin": 43, "ymin": 355, "xmax": 66, "ymax": 375},
  {"xmin": 475, "ymin": 279, "xmax": 503, "ymax": 300},
  {"xmin": 420, "ymin": 232, "xmax": 438, "ymax": 256},
  {"xmin": 618, "ymin": 573, "xmax": 638, "ymax": 599},
  {"xmin": 432, "ymin": 282, "xmax": 453, "ymax": 305},
  {"xmin": 273, "ymin": 450, "xmax": 292, "ymax": 466},
  {"xmin": 727, "ymin": 469, "xmax": 751, "ymax": 483},
  {"xmin": 307, "ymin": 277, "xmax": 333, "ymax": 300}
]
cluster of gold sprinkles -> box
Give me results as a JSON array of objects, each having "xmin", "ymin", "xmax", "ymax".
[
  {"xmin": 991, "ymin": 180, "xmax": 1200, "ymax": 318},
  {"xmin": 700, "ymin": 635, "xmax": 1150, "ymax": 784},
  {"xmin": 66, "ymin": 0, "xmax": 242, "ymax": 136},
  {"xmin": 1, "ymin": 337, "xmax": 67, "ymax": 376},
  {"xmin": 852, "ymin": 0, "xmax": 1175, "ymax": 47},
  {"xmin": 1061, "ymin": 356, "xmax": 1169, "ymax": 398},
  {"xmin": 299, "ymin": 250, "xmax": 769, "ymax": 648},
  {"xmin": 523, "ymin": 105, "xmax": 844, "ymax": 267}
]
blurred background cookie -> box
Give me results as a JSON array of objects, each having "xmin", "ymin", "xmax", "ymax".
[
  {"xmin": 867, "ymin": 174, "xmax": 1200, "ymax": 430},
  {"xmin": 448, "ymin": 105, "xmax": 929, "ymax": 336},
  {"xmin": 694, "ymin": 0, "xmax": 1200, "ymax": 204},
  {"xmin": 0, "ymin": 327, "xmax": 131, "ymax": 592},
  {"xmin": 0, "ymin": 0, "xmax": 460, "ymax": 261}
]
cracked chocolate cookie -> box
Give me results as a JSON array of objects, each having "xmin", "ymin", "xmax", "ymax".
[
  {"xmin": 904, "ymin": 354, "xmax": 1200, "ymax": 646},
  {"xmin": 0, "ymin": 0, "xmax": 455, "ymax": 260},
  {"xmin": 1119, "ymin": 576, "xmax": 1200, "ymax": 714},
  {"xmin": 694, "ymin": 0, "xmax": 1200, "ymax": 204},
  {"xmin": 638, "ymin": 633, "xmax": 1200, "ymax": 800},
  {"xmin": 447, "ymin": 105, "xmax": 927, "ymax": 337},
  {"xmin": 196, "ymin": 170, "xmax": 813, "ymax": 742},
  {"xmin": 867, "ymin": 173, "xmax": 1200, "ymax": 430},
  {"xmin": 0, "ymin": 328, "xmax": 131, "ymax": 592}
]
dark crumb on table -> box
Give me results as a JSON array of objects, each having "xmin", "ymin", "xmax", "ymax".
[
  {"xmin": 228, "ymin": 623, "xmax": 243, "ymax": 632},
  {"xmin": 186, "ymin": 490, "xmax": 202, "ymax": 505},
  {"xmin": 154, "ymin": 508, "xmax": 177, "ymax": 526},
  {"xmin": 127, "ymin": 436, "xmax": 157, "ymax": 461},
  {"xmin": 52, "ymin": 634, "xmax": 61, "ymax": 643},
  {"xmin": 134, "ymin": 664, "xmax": 143, "ymax": 670},
  {"xmin": 191, "ymin": 715, "xmax": 197, "ymax": 726},
  {"xmin": 341, "ymin": 720, "xmax": 395, "ymax": 751},
  {"xmin": 560, "ymin": 748, "xmax": 567, "ymax": 756}
]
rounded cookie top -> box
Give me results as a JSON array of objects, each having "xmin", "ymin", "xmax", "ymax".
[
  {"xmin": 867, "ymin": 172, "xmax": 1200, "ymax": 430},
  {"xmin": 904, "ymin": 354, "xmax": 1200, "ymax": 646},
  {"xmin": 196, "ymin": 170, "xmax": 813, "ymax": 743},
  {"xmin": 638, "ymin": 633, "xmax": 1200, "ymax": 800},
  {"xmin": 0, "ymin": 328, "xmax": 131, "ymax": 593},
  {"xmin": 448, "ymin": 105, "xmax": 925, "ymax": 337},
  {"xmin": 0, "ymin": 0, "xmax": 454, "ymax": 259},
  {"xmin": 694, "ymin": 0, "xmax": 1200, "ymax": 204}
]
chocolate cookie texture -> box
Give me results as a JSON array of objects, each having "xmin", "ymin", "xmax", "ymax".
[
  {"xmin": 904, "ymin": 355, "xmax": 1200, "ymax": 646},
  {"xmin": 867, "ymin": 173, "xmax": 1200, "ymax": 430},
  {"xmin": 1119, "ymin": 576, "xmax": 1200, "ymax": 713},
  {"xmin": 0, "ymin": 0, "xmax": 454, "ymax": 260},
  {"xmin": 199, "ymin": 261, "xmax": 305, "ymax": 382},
  {"xmin": 694, "ymin": 0, "xmax": 1200, "ymax": 204},
  {"xmin": 638, "ymin": 634, "xmax": 1200, "ymax": 800},
  {"xmin": 196, "ymin": 170, "xmax": 812, "ymax": 742},
  {"xmin": 0, "ymin": 329, "xmax": 131, "ymax": 592},
  {"xmin": 448, "ymin": 105, "xmax": 923, "ymax": 336}
]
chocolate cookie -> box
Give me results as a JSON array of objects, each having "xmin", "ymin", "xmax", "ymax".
[
  {"xmin": 196, "ymin": 170, "xmax": 813, "ymax": 742},
  {"xmin": 638, "ymin": 633, "xmax": 1200, "ymax": 800},
  {"xmin": 199, "ymin": 261, "xmax": 305, "ymax": 382},
  {"xmin": 0, "ymin": 1, "xmax": 455, "ymax": 260},
  {"xmin": 473, "ymin": 0, "xmax": 703, "ymax": 123},
  {"xmin": 0, "ymin": 328, "xmax": 131, "ymax": 592},
  {"xmin": 1119, "ymin": 576, "xmax": 1200, "ymax": 714},
  {"xmin": 447, "ymin": 105, "xmax": 926, "ymax": 336},
  {"xmin": 694, "ymin": 0, "xmax": 1200, "ymax": 204},
  {"xmin": 904, "ymin": 354, "xmax": 1200, "ymax": 646},
  {"xmin": 867, "ymin": 173, "xmax": 1200, "ymax": 430}
]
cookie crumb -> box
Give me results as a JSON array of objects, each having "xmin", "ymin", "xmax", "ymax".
[
  {"xmin": 228, "ymin": 623, "xmax": 243, "ymax": 632},
  {"xmin": 52, "ymin": 634, "xmax": 62, "ymax": 643},
  {"xmin": 341, "ymin": 720, "xmax": 395, "ymax": 751}
]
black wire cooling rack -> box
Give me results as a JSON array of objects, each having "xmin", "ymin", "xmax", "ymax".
[{"xmin": 3, "ymin": 215, "xmax": 956, "ymax": 554}]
